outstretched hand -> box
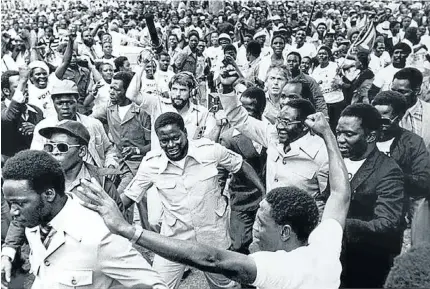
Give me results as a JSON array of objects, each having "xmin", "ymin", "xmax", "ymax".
[{"xmin": 76, "ymin": 178, "xmax": 129, "ymax": 236}]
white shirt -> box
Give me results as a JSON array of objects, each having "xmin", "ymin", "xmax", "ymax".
[
  {"xmin": 251, "ymin": 219, "xmax": 343, "ymax": 289},
  {"xmin": 369, "ymin": 52, "xmax": 391, "ymax": 75},
  {"xmin": 311, "ymin": 62, "xmax": 344, "ymax": 104},
  {"xmin": 118, "ymin": 103, "xmax": 132, "ymax": 121},
  {"xmin": 373, "ymin": 65, "xmax": 401, "ymax": 91},
  {"xmin": 343, "ymin": 158, "xmax": 366, "ymax": 181},
  {"xmin": 377, "ymin": 138, "xmax": 394, "ymax": 156},
  {"xmin": 155, "ymin": 70, "xmax": 175, "ymax": 94},
  {"xmin": 27, "ymin": 73, "xmax": 59, "ymax": 119},
  {"xmin": 291, "ymin": 42, "xmax": 317, "ymax": 58}
]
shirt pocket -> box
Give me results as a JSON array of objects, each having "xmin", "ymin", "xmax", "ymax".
[
  {"xmin": 57, "ymin": 269, "xmax": 93, "ymax": 287},
  {"xmin": 291, "ymin": 166, "xmax": 316, "ymax": 180}
]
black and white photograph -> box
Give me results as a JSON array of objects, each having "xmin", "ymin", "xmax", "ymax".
[{"xmin": 1, "ymin": 0, "xmax": 430, "ymax": 288}]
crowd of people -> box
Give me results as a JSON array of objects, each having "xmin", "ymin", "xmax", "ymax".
[{"xmin": 1, "ymin": 0, "xmax": 430, "ymax": 288}]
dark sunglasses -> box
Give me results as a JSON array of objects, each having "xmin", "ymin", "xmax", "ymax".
[
  {"xmin": 43, "ymin": 142, "xmax": 80, "ymax": 153},
  {"xmin": 380, "ymin": 116, "xmax": 399, "ymax": 126}
]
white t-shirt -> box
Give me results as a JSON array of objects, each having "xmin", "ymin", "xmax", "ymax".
[
  {"xmin": 373, "ymin": 65, "xmax": 401, "ymax": 91},
  {"xmin": 28, "ymin": 73, "xmax": 59, "ymax": 118},
  {"xmin": 291, "ymin": 42, "xmax": 317, "ymax": 59},
  {"xmin": 155, "ymin": 70, "xmax": 175, "ymax": 94},
  {"xmin": 251, "ymin": 219, "xmax": 343, "ymax": 289},
  {"xmin": 343, "ymin": 158, "xmax": 366, "ymax": 181},
  {"xmin": 369, "ymin": 52, "xmax": 391, "ymax": 75},
  {"xmin": 118, "ymin": 103, "xmax": 132, "ymax": 121},
  {"xmin": 311, "ymin": 62, "xmax": 344, "ymax": 104},
  {"xmin": 377, "ymin": 138, "xmax": 394, "ymax": 156}
]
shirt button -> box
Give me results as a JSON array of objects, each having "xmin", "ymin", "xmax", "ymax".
[
  {"xmin": 44, "ymin": 260, "xmax": 50, "ymax": 266},
  {"xmin": 274, "ymin": 178, "xmax": 279, "ymax": 182},
  {"xmin": 71, "ymin": 278, "xmax": 77, "ymax": 285}
]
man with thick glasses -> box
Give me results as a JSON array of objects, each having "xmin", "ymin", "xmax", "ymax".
[
  {"xmin": 1, "ymin": 120, "xmax": 127, "ymax": 277},
  {"xmin": 372, "ymin": 91, "xmax": 430, "ymax": 250},
  {"xmin": 218, "ymin": 73, "xmax": 329, "ymax": 212}
]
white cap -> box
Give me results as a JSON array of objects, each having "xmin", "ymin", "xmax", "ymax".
[{"xmin": 219, "ymin": 33, "xmax": 232, "ymax": 41}]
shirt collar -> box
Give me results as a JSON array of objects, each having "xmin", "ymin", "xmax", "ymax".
[
  {"xmin": 66, "ymin": 163, "xmax": 92, "ymax": 193},
  {"xmin": 408, "ymin": 98, "xmax": 423, "ymax": 118},
  {"xmin": 27, "ymin": 197, "xmax": 83, "ymax": 241},
  {"xmin": 278, "ymin": 132, "xmax": 323, "ymax": 159},
  {"xmin": 157, "ymin": 140, "xmax": 203, "ymax": 174}
]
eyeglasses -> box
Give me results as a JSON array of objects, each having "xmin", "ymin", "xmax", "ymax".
[
  {"xmin": 275, "ymin": 118, "xmax": 302, "ymax": 127},
  {"xmin": 43, "ymin": 142, "xmax": 80, "ymax": 153},
  {"xmin": 380, "ymin": 115, "xmax": 399, "ymax": 126}
]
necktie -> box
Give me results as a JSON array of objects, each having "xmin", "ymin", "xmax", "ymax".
[{"xmin": 40, "ymin": 225, "xmax": 55, "ymax": 248}]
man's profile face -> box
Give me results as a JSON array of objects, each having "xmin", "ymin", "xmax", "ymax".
[
  {"xmin": 240, "ymin": 96, "xmax": 260, "ymax": 119},
  {"xmin": 157, "ymin": 123, "xmax": 188, "ymax": 161},
  {"xmin": 3, "ymin": 75, "xmax": 20, "ymax": 99},
  {"xmin": 336, "ymin": 116, "xmax": 369, "ymax": 160},
  {"xmin": 3, "ymin": 179, "xmax": 46, "ymax": 228},
  {"xmin": 170, "ymin": 83, "xmax": 190, "ymax": 110},
  {"xmin": 374, "ymin": 104, "xmax": 399, "ymax": 141},
  {"xmin": 46, "ymin": 132, "xmax": 83, "ymax": 172},
  {"xmin": 266, "ymin": 70, "xmax": 287, "ymax": 96},
  {"xmin": 53, "ymin": 95, "xmax": 78, "ymax": 121},
  {"xmin": 391, "ymin": 78, "xmax": 416, "ymax": 108},
  {"xmin": 109, "ymin": 79, "xmax": 126, "ymax": 105},
  {"xmin": 252, "ymin": 200, "xmax": 283, "ymax": 252}
]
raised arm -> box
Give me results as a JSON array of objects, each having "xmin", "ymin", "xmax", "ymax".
[
  {"xmin": 304, "ymin": 112, "xmax": 351, "ymax": 228},
  {"xmin": 76, "ymin": 178, "xmax": 258, "ymax": 285},
  {"xmin": 55, "ymin": 33, "xmax": 75, "ymax": 80}
]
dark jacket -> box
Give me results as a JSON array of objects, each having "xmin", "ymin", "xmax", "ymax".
[
  {"xmin": 341, "ymin": 148, "xmax": 405, "ymax": 288},
  {"xmin": 219, "ymin": 128, "xmax": 266, "ymax": 211},
  {"xmin": 3, "ymin": 163, "xmax": 125, "ymax": 251},
  {"xmin": 1, "ymin": 100, "xmax": 44, "ymax": 158},
  {"xmin": 389, "ymin": 128, "xmax": 430, "ymax": 200}
]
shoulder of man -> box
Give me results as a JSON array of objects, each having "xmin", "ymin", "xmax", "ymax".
[
  {"xmin": 142, "ymin": 149, "xmax": 163, "ymax": 162},
  {"xmin": 193, "ymin": 137, "xmax": 216, "ymax": 148}
]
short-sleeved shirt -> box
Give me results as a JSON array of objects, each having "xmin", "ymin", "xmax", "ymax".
[
  {"xmin": 124, "ymin": 138, "xmax": 243, "ymax": 249},
  {"xmin": 28, "ymin": 73, "xmax": 59, "ymax": 118},
  {"xmin": 251, "ymin": 219, "xmax": 343, "ymax": 289}
]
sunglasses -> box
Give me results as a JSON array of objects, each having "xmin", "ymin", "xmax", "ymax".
[
  {"xmin": 43, "ymin": 142, "xmax": 80, "ymax": 153},
  {"xmin": 380, "ymin": 116, "xmax": 399, "ymax": 126}
]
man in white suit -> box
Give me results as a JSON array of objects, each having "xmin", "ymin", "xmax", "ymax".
[{"xmin": 1, "ymin": 150, "xmax": 167, "ymax": 289}]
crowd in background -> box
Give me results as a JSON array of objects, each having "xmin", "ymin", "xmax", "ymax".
[{"xmin": 1, "ymin": 0, "xmax": 430, "ymax": 288}]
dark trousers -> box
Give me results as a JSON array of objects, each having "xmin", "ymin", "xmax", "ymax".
[{"xmin": 230, "ymin": 209, "xmax": 257, "ymax": 255}]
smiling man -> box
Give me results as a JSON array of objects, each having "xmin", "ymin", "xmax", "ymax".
[
  {"xmin": 219, "ymin": 72, "xmax": 329, "ymax": 210},
  {"xmin": 75, "ymin": 111, "xmax": 351, "ymax": 289},
  {"xmin": 117, "ymin": 112, "xmax": 265, "ymax": 288}
]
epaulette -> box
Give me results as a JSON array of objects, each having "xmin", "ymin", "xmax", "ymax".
[
  {"xmin": 194, "ymin": 137, "xmax": 215, "ymax": 147},
  {"xmin": 143, "ymin": 150, "xmax": 163, "ymax": 161}
]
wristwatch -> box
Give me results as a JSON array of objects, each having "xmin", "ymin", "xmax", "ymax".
[{"xmin": 130, "ymin": 226, "xmax": 143, "ymax": 244}]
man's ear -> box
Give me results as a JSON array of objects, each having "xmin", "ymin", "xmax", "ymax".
[
  {"xmin": 78, "ymin": 145, "xmax": 87, "ymax": 159},
  {"xmin": 42, "ymin": 188, "xmax": 57, "ymax": 203},
  {"xmin": 2, "ymin": 88, "xmax": 10, "ymax": 97},
  {"xmin": 367, "ymin": 130, "xmax": 377, "ymax": 143},
  {"xmin": 280, "ymin": 224, "xmax": 291, "ymax": 242},
  {"xmin": 184, "ymin": 128, "xmax": 188, "ymax": 137}
]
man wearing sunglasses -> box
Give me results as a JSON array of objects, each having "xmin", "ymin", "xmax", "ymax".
[
  {"xmin": 1, "ymin": 120, "xmax": 128, "ymax": 281},
  {"xmin": 372, "ymin": 91, "xmax": 430, "ymax": 250},
  {"xmin": 30, "ymin": 79, "xmax": 118, "ymax": 172}
]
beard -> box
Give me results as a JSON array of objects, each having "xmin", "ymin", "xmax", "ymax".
[{"xmin": 171, "ymin": 98, "xmax": 189, "ymax": 110}]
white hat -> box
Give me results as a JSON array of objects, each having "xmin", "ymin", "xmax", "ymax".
[
  {"xmin": 219, "ymin": 33, "xmax": 231, "ymax": 41},
  {"xmin": 253, "ymin": 30, "xmax": 266, "ymax": 39}
]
